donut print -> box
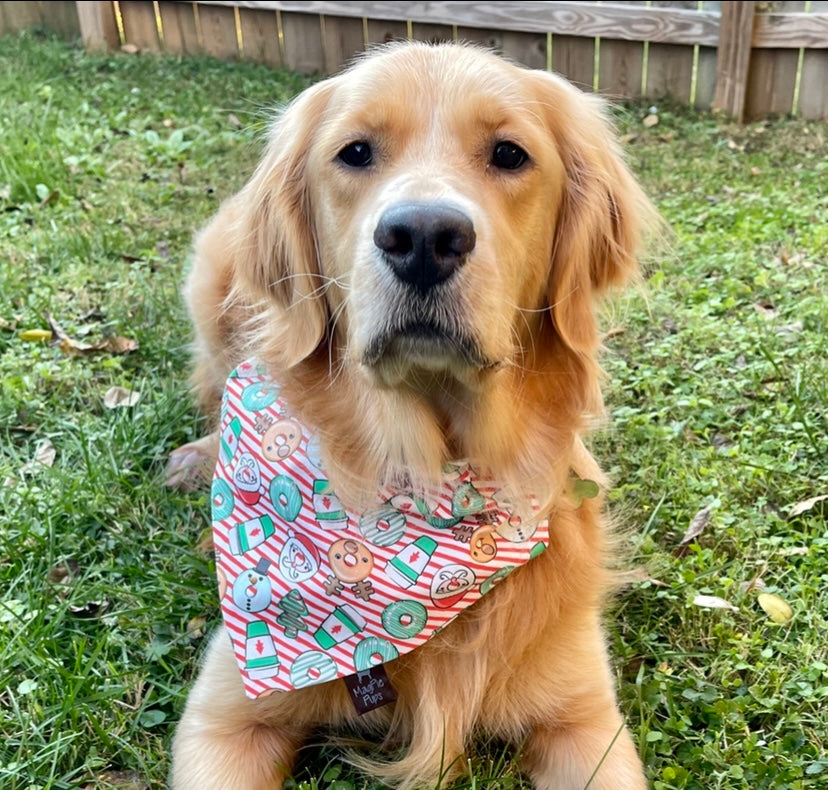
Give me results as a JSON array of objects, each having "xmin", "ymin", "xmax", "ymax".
[
  {"xmin": 289, "ymin": 650, "xmax": 338, "ymax": 688},
  {"xmin": 269, "ymin": 474, "xmax": 302, "ymax": 521},
  {"xmin": 240, "ymin": 380, "xmax": 279, "ymax": 411},
  {"xmin": 353, "ymin": 636, "xmax": 399, "ymax": 671},
  {"xmin": 211, "ymin": 477, "xmax": 234, "ymax": 521},
  {"xmin": 381, "ymin": 600, "xmax": 428, "ymax": 639},
  {"xmin": 359, "ymin": 506, "xmax": 407, "ymax": 547}
]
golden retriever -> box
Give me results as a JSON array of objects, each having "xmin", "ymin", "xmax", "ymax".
[{"xmin": 169, "ymin": 41, "xmax": 655, "ymax": 789}]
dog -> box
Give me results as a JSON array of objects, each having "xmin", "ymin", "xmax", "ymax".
[{"xmin": 169, "ymin": 41, "xmax": 656, "ymax": 790}]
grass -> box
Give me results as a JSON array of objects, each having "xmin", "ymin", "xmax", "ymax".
[{"xmin": 0, "ymin": 30, "xmax": 825, "ymax": 790}]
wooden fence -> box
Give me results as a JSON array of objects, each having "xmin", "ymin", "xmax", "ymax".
[{"xmin": 1, "ymin": 1, "xmax": 827, "ymax": 120}]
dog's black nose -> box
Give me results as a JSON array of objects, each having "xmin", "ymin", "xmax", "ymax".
[{"xmin": 373, "ymin": 202, "xmax": 476, "ymax": 292}]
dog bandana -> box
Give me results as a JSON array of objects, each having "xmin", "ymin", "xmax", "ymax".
[{"xmin": 212, "ymin": 359, "xmax": 549, "ymax": 700}]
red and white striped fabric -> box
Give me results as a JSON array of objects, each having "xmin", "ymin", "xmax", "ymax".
[{"xmin": 211, "ymin": 359, "xmax": 549, "ymax": 699}]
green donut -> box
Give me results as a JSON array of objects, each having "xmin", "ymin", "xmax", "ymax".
[
  {"xmin": 480, "ymin": 565, "xmax": 516, "ymax": 595},
  {"xmin": 353, "ymin": 636, "xmax": 399, "ymax": 671},
  {"xmin": 269, "ymin": 475, "xmax": 302, "ymax": 521},
  {"xmin": 240, "ymin": 380, "xmax": 278, "ymax": 411},
  {"xmin": 359, "ymin": 506, "xmax": 407, "ymax": 547},
  {"xmin": 211, "ymin": 477, "xmax": 234, "ymax": 521},
  {"xmin": 289, "ymin": 650, "xmax": 338, "ymax": 688},
  {"xmin": 381, "ymin": 600, "xmax": 428, "ymax": 640}
]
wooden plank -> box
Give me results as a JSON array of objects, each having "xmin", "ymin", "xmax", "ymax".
[
  {"xmin": 119, "ymin": 0, "xmax": 162, "ymax": 52},
  {"xmin": 646, "ymin": 42, "xmax": 694, "ymax": 102},
  {"xmin": 198, "ymin": 2, "xmax": 240, "ymax": 59},
  {"xmin": 320, "ymin": 13, "xmax": 365, "ymax": 73},
  {"xmin": 159, "ymin": 1, "xmax": 201, "ymax": 54},
  {"xmin": 597, "ymin": 0, "xmax": 645, "ymax": 98},
  {"xmin": 753, "ymin": 10, "xmax": 828, "ymax": 49},
  {"xmin": 713, "ymin": 1, "xmax": 756, "ymax": 121},
  {"xmin": 745, "ymin": 1, "xmax": 806, "ymax": 120},
  {"xmin": 456, "ymin": 26, "xmax": 503, "ymax": 52},
  {"xmin": 0, "ymin": 1, "xmax": 44, "ymax": 34},
  {"xmin": 46, "ymin": 1, "xmax": 83, "ymax": 39},
  {"xmin": 411, "ymin": 21, "xmax": 454, "ymax": 44},
  {"xmin": 551, "ymin": 35, "xmax": 595, "ymax": 91},
  {"xmin": 645, "ymin": 2, "xmax": 697, "ymax": 103},
  {"xmin": 798, "ymin": 1, "xmax": 828, "ymax": 119},
  {"xmin": 694, "ymin": 46, "xmax": 717, "ymax": 109},
  {"xmin": 364, "ymin": 17, "xmax": 407, "ymax": 46},
  {"xmin": 598, "ymin": 39, "xmax": 643, "ymax": 99},
  {"xmin": 281, "ymin": 11, "xmax": 325, "ymax": 73},
  {"xmin": 195, "ymin": 1, "xmax": 722, "ymax": 46},
  {"xmin": 501, "ymin": 31, "xmax": 547, "ymax": 70},
  {"xmin": 238, "ymin": 6, "xmax": 282, "ymax": 65},
  {"xmin": 76, "ymin": 0, "xmax": 120, "ymax": 51}
]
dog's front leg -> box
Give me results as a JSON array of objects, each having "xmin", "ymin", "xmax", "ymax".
[
  {"xmin": 522, "ymin": 702, "xmax": 646, "ymax": 790},
  {"xmin": 171, "ymin": 632, "xmax": 308, "ymax": 790}
]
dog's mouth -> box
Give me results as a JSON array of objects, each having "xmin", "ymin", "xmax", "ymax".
[{"xmin": 362, "ymin": 320, "xmax": 495, "ymax": 372}]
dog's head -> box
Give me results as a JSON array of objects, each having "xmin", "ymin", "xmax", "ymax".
[{"xmin": 228, "ymin": 42, "xmax": 654, "ymax": 484}]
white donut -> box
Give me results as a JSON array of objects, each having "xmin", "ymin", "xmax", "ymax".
[{"xmin": 359, "ymin": 506, "xmax": 406, "ymax": 547}]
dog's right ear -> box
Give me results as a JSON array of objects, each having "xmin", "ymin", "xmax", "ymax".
[{"xmin": 229, "ymin": 78, "xmax": 337, "ymax": 366}]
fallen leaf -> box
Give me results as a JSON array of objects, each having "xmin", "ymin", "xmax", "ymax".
[
  {"xmin": 69, "ymin": 600, "xmax": 107, "ymax": 618},
  {"xmin": 788, "ymin": 494, "xmax": 828, "ymax": 519},
  {"xmin": 679, "ymin": 503, "xmax": 714, "ymax": 546},
  {"xmin": 757, "ymin": 592, "xmax": 793, "ymax": 624},
  {"xmin": 776, "ymin": 320, "xmax": 803, "ymax": 336},
  {"xmin": 103, "ymin": 336, "xmax": 139, "ymax": 354},
  {"xmin": 693, "ymin": 594, "xmax": 738, "ymax": 612},
  {"xmin": 104, "ymin": 386, "xmax": 141, "ymax": 409},
  {"xmin": 643, "ymin": 113, "xmax": 659, "ymax": 128},
  {"xmin": 187, "ymin": 616, "xmax": 207, "ymax": 639},
  {"xmin": 83, "ymin": 771, "xmax": 147, "ymax": 790},
  {"xmin": 739, "ymin": 576, "xmax": 767, "ymax": 594},
  {"xmin": 20, "ymin": 328, "xmax": 53, "ymax": 342},
  {"xmin": 21, "ymin": 439, "xmax": 56, "ymax": 474},
  {"xmin": 778, "ymin": 546, "xmax": 809, "ymax": 557},
  {"xmin": 48, "ymin": 559, "xmax": 80, "ymax": 585},
  {"xmin": 625, "ymin": 567, "xmax": 669, "ymax": 587},
  {"xmin": 38, "ymin": 187, "xmax": 60, "ymax": 208},
  {"xmin": 45, "ymin": 312, "xmax": 138, "ymax": 356}
]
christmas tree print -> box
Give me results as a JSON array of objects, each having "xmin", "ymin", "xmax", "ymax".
[{"xmin": 276, "ymin": 589, "xmax": 310, "ymax": 638}]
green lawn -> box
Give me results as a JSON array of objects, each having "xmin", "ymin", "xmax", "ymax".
[{"xmin": 1, "ymin": 31, "xmax": 826, "ymax": 790}]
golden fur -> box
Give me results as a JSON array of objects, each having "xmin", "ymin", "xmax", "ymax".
[{"xmin": 170, "ymin": 42, "xmax": 656, "ymax": 789}]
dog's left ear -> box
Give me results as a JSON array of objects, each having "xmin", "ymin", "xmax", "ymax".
[
  {"xmin": 533, "ymin": 71, "xmax": 657, "ymax": 356},
  {"xmin": 228, "ymin": 78, "xmax": 338, "ymax": 367}
]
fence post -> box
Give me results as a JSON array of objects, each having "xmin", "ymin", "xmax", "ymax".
[
  {"xmin": 713, "ymin": 1, "xmax": 757, "ymax": 121},
  {"xmin": 75, "ymin": 1, "xmax": 119, "ymax": 52}
]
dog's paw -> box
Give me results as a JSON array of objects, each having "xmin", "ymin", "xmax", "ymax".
[{"xmin": 165, "ymin": 433, "xmax": 219, "ymax": 491}]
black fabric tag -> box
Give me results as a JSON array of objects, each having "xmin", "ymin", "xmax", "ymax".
[{"xmin": 342, "ymin": 665, "xmax": 398, "ymax": 715}]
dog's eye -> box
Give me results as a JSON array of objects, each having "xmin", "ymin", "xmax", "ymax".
[
  {"xmin": 491, "ymin": 141, "xmax": 528, "ymax": 170},
  {"xmin": 337, "ymin": 141, "xmax": 373, "ymax": 168}
]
